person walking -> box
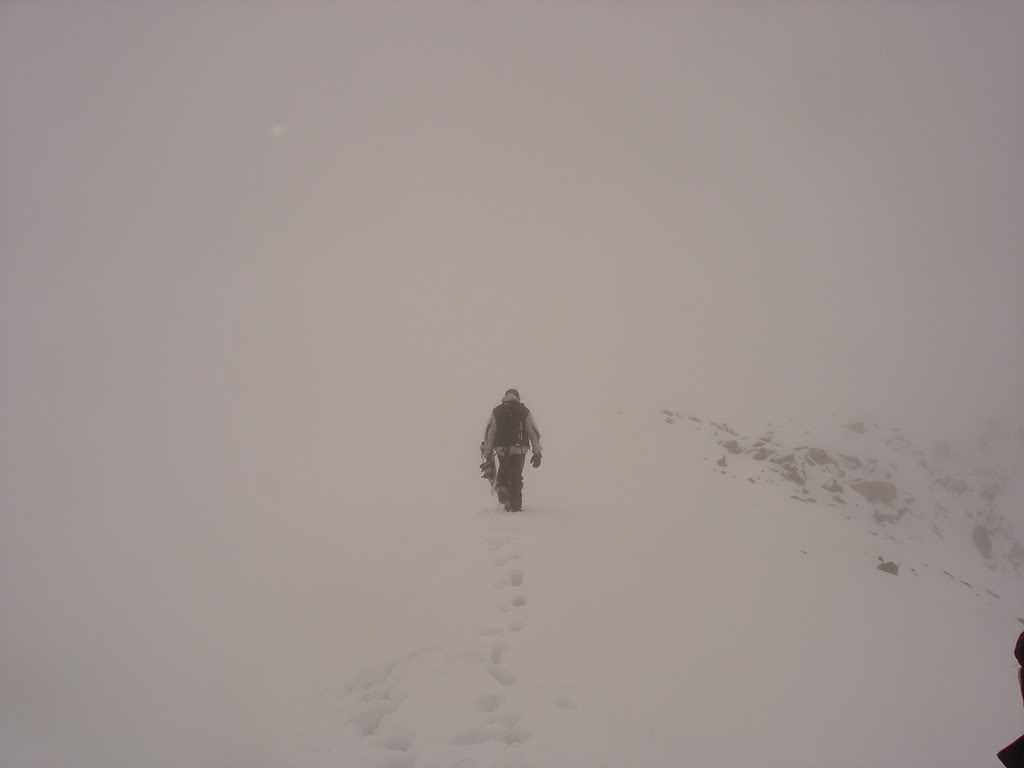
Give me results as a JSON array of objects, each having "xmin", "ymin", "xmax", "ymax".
[
  {"xmin": 481, "ymin": 389, "xmax": 542, "ymax": 512},
  {"xmin": 997, "ymin": 630, "xmax": 1024, "ymax": 767}
]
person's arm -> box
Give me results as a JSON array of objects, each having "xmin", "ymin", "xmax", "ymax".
[
  {"xmin": 527, "ymin": 413, "xmax": 542, "ymax": 454},
  {"xmin": 482, "ymin": 413, "xmax": 497, "ymax": 456}
]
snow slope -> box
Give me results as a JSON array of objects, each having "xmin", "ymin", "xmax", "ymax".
[
  {"xmin": 311, "ymin": 407, "xmax": 1023, "ymax": 768},
  {"xmin": 2, "ymin": 403, "xmax": 1021, "ymax": 768}
]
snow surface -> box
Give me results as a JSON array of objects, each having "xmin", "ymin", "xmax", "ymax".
[
  {"xmin": 3, "ymin": 402, "xmax": 1020, "ymax": 768},
  {"xmin": 2, "ymin": 5, "xmax": 1023, "ymax": 766}
]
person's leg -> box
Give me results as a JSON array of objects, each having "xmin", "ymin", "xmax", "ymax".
[
  {"xmin": 508, "ymin": 454, "xmax": 526, "ymax": 510},
  {"xmin": 496, "ymin": 454, "xmax": 510, "ymax": 507}
]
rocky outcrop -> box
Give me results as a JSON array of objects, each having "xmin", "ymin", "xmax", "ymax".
[
  {"xmin": 873, "ymin": 506, "xmax": 909, "ymax": 525},
  {"xmin": 973, "ymin": 525, "xmax": 993, "ymax": 559},
  {"xmin": 805, "ymin": 448, "xmax": 836, "ymax": 467},
  {"xmin": 877, "ymin": 559, "xmax": 899, "ymax": 576},
  {"xmin": 685, "ymin": 408, "xmax": 1024, "ymax": 577},
  {"xmin": 848, "ymin": 479, "xmax": 898, "ymax": 506}
]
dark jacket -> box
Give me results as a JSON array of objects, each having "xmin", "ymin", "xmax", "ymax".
[{"xmin": 482, "ymin": 392, "xmax": 542, "ymax": 457}]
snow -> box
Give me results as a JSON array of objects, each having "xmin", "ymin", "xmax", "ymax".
[
  {"xmin": 292, "ymin": 406, "xmax": 1022, "ymax": 768},
  {"xmin": 9, "ymin": 402, "xmax": 1020, "ymax": 767}
]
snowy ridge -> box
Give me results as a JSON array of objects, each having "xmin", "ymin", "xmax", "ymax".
[
  {"xmin": 677, "ymin": 410, "xmax": 1024, "ymax": 587},
  {"xmin": 298, "ymin": 407, "xmax": 1023, "ymax": 768}
]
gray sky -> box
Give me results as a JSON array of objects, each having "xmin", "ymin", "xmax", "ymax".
[{"xmin": 3, "ymin": 1, "xmax": 1022, "ymax": 447}]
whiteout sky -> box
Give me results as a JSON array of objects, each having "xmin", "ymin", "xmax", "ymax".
[
  {"xmin": 1, "ymin": 2, "xmax": 1023, "ymax": 765},
  {"xmin": 2, "ymin": 1, "xmax": 1023, "ymax": 440}
]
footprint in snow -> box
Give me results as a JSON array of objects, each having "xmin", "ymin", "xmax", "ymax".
[
  {"xmin": 488, "ymin": 711, "xmax": 522, "ymax": 730},
  {"xmin": 448, "ymin": 647, "xmax": 488, "ymax": 664},
  {"xmin": 553, "ymin": 694, "xmax": 578, "ymax": 710},
  {"xmin": 490, "ymin": 642, "xmax": 505, "ymax": 665},
  {"xmin": 375, "ymin": 753, "xmax": 415, "ymax": 768},
  {"xmin": 495, "ymin": 569, "xmax": 524, "ymax": 589},
  {"xmin": 351, "ymin": 700, "xmax": 399, "ymax": 737},
  {"xmin": 476, "ymin": 692, "xmax": 504, "ymax": 712},
  {"xmin": 453, "ymin": 722, "xmax": 530, "ymax": 747},
  {"xmin": 377, "ymin": 725, "xmax": 415, "ymax": 752},
  {"xmin": 488, "ymin": 664, "xmax": 517, "ymax": 686},
  {"xmin": 453, "ymin": 726, "xmax": 493, "ymax": 746},
  {"xmin": 500, "ymin": 594, "xmax": 528, "ymax": 613}
]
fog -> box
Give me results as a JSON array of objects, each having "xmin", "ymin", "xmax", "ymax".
[{"xmin": 2, "ymin": 2, "xmax": 1023, "ymax": 765}]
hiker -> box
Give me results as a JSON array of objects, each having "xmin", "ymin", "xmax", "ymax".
[
  {"xmin": 997, "ymin": 630, "xmax": 1024, "ymax": 767},
  {"xmin": 481, "ymin": 389, "xmax": 542, "ymax": 512},
  {"xmin": 1016, "ymin": 630, "xmax": 1024, "ymax": 708}
]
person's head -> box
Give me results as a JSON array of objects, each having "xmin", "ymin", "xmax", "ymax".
[{"xmin": 503, "ymin": 388, "xmax": 521, "ymax": 402}]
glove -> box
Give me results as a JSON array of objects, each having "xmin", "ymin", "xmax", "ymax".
[{"xmin": 530, "ymin": 453, "xmax": 542, "ymax": 468}]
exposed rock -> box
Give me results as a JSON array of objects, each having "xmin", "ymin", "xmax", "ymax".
[
  {"xmin": 837, "ymin": 453, "xmax": 862, "ymax": 469},
  {"xmin": 780, "ymin": 463, "xmax": 806, "ymax": 486},
  {"xmin": 711, "ymin": 421, "xmax": 738, "ymax": 436},
  {"xmin": 885, "ymin": 436, "xmax": 912, "ymax": 452},
  {"xmin": 823, "ymin": 480, "xmax": 843, "ymax": 494},
  {"xmin": 717, "ymin": 455, "xmax": 727, "ymax": 468},
  {"xmin": 751, "ymin": 447, "xmax": 773, "ymax": 461},
  {"xmin": 722, "ymin": 440, "xmax": 742, "ymax": 455},
  {"xmin": 805, "ymin": 447, "xmax": 836, "ymax": 466},
  {"xmin": 980, "ymin": 481, "xmax": 1002, "ymax": 503},
  {"xmin": 873, "ymin": 507, "xmax": 909, "ymax": 525},
  {"xmin": 877, "ymin": 558, "xmax": 899, "ymax": 576},
  {"xmin": 849, "ymin": 479, "xmax": 898, "ymax": 506},
  {"xmin": 972, "ymin": 525, "xmax": 993, "ymax": 559},
  {"xmin": 933, "ymin": 472, "xmax": 969, "ymax": 496},
  {"xmin": 770, "ymin": 453, "xmax": 796, "ymax": 465},
  {"xmin": 1010, "ymin": 543, "xmax": 1024, "ymax": 572},
  {"xmin": 847, "ymin": 421, "xmax": 866, "ymax": 433}
]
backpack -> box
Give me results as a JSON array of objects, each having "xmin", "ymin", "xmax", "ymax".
[{"xmin": 493, "ymin": 401, "xmax": 529, "ymax": 447}]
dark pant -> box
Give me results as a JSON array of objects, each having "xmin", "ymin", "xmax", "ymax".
[{"xmin": 496, "ymin": 453, "xmax": 526, "ymax": 508}]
